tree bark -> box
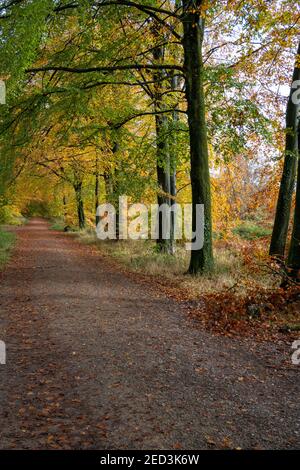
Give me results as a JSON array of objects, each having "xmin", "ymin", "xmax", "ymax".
[
  {"xmin": 152, "ymin": 25, "xmax": 172, "ymax": 254},
  {"xmin": 111, "ymin": 141, "xmax": 121, "ymax": 239},
  {"xmin": 63, "ymin": 194, "xmax": 67, "ymax": 224},
  {"xmin": 95, "ymin": 153, "xmax": 100, "ymax": 226},
  {"xmin": 269, "ymin": 40, "xmax": 300, "ymax": 258},
  {"xmin": 73, "ymin": 181, "xmax": 85, "ymax": 229},
  {"xmin": 169, "ymin": 73, "xmax": 178, "ymax": 255},
  {"xmin": 182, "ymin": 0, "xmax": 213, "ymax": 274},
  {"xmin": 103, "ymin": 171, "xmax": 113, "ymax": 201},
  {"xmin": 155, "ymin": 113, "xmax": 172, "ymax": 252},
  {"xmin": 287, "ymin": 123, "xmax": 300, "ymax": 280}
]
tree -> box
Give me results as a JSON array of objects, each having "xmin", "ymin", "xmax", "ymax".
[
  {"xmin": 287, "ymin": 120, "xmax": 300, "ymax": 280},
  {"xmin": 181, "ymin": 0, "xmax": 213, "ymax": 273},
  {"xmin": 1, "ymin": 0, "xmax": 299, "ymax": 279},
  {"xmin": 24, "ymin": 0, "xmax": 215, "ymax": 273},
  {"xmin": 151, "ymin": 21, "xmax": 172, "ymax": 254},
  {"xmin": 270, "ymin": 40, "xmax": 300, "ymax": 258}
]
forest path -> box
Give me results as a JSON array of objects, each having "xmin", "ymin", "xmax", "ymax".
[{"xmin": 0, "ymin": 218, "xmax": 299, "ymax": 449}]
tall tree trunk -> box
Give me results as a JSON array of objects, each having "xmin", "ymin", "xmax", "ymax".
[
  {"xmin": 170, "ymin": 165, "xmax": 176, "ymax": 254},
  {"xmin": 95, "ymin": 153, "xmax": 100, "ymax": 226},
  {"xmin": 169, "ymin": 73, "xmax": 178, "ymax": 255},
  {"xmin": 182, "ymin": 0, "xmax": 213, "ymax": 274},
  {"xmin": 270, "ymin": 40, "xmax": 300, "ymax": 258},
  {"xmin": 152, "ymin": 25, "xmax": 172, "ymax": 254},
  {"xmin": 104, "ymin": 170, "xmax": 113, "ymax": 201},
  {"xmin": 73, "ymin": 181, "xmax": 85, "ymax": 229},
  {"xmin": 63, "ymin": 193, "xmax": 67, "ymax": 224},
  {"xmin": 111, "ymin": 140, "xmax": 120, "ymax": 240},
  {"xmin": 155, "ymin": 113, "xmax": 171, "ymax": 252},
  {"xmin": 287, "ymin": 123, "xmax": 300, "ymax": 280}
]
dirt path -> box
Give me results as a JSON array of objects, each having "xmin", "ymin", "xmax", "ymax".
[{"xmin": 0, "ymin": 218, "xmax": 299, "ymax": 449}]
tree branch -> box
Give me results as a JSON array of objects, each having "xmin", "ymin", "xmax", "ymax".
[
  {"xmin": 114, "ymin": 108, "xmax": 186, "ymax": 128},
  {"xmin": 96, "ymin": 1, "xmax": 179, "ymax": 18},
  {"xmin": 27, "ymin": 64, "xmax": 183, "ymax": 74}
]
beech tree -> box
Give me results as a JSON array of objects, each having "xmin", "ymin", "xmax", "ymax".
[
  {"xmin": 270, "ymin": 40, "xmax": 300, "ymax": 259},
  {"xmin": 287, "ymin": 120, "xmax": 300, "ymax": 280},
  {"xmin": 1, "ymin": 0, "xmax": 299, "ymax": 278},
  {"xmin": 24, "ymin": 0, "xmax": 214, "ymax": 272},
  {"xmin": 181, "ymin": 0, "xmax": 213, "ymax": 273}
]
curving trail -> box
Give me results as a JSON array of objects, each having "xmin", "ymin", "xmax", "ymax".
[{"xmin": 0, "ymin": 218, "xmax": 299, "ymax": 449}]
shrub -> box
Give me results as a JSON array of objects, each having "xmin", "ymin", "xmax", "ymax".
[{"xmin": 232, "ymin": 222, "xmax": 271, "ymax": 240}]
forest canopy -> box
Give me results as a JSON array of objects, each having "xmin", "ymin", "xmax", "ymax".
[{"xmin": 0, "ymin": 0, "xmax": 299, "ymax": 279}]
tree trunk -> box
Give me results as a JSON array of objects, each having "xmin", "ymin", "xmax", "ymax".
[
  {"xmin": 269, "ymin": 40, "xmax": 300, "ymax": 258},
  {"xmin": 63, "ymin": 194, "xmax": 67, "ymax": 224},
  {"xmin": 170, "ymin": 167, "xmax": 176, "ymax": 254},
  {"xmin": 152, "ymin": 25, "xmax": 172, "ymax": 254},
  {"xmin": 104, "ymin": 170, "xmax": 113, "ymax": 201},
  {"xmin": 182, "ymin": 0, "xmax": 213, "ymax": 274},
  {"xmin": 287, "ymin": 123, "xmax": 300, "ymax": 281},
  {"xmin": 169, "ymin": 73, "xmax": 178, "ymax": 255},
  {"xmin": 155, "ymin": 113, "xmax": 171, "ymax": 253},
  {"xmin": 95, "ymin": 153, "xmax": 100, "ymax": 226},
  {"xmin": 111, "ymin": 141, "xmax": 120, "ymax": 239},
  {"xmin": 73, "ymin": 181, "xmax": 85, "ymax": 229}
]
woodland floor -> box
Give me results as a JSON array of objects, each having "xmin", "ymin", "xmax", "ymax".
[{"xmin": 0, "ymin": 218, "xmax": 299, "ymax": 450}]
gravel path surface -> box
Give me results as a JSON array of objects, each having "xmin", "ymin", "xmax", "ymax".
[{"xmin": 0, "ymin": 218, "xmax": 299, "ymax": 449}]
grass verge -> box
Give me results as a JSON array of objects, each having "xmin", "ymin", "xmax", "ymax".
[
  {"xmin": 0, "ymin": 229, "xmax": 16, "ymax": 269},
  {"xmin": 78, "ymin": 231, "xmax": 278, "ymax": 295},
  {"xmin": 77, "ymin": 230, "xmax": 300, "ymax": 342}
]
